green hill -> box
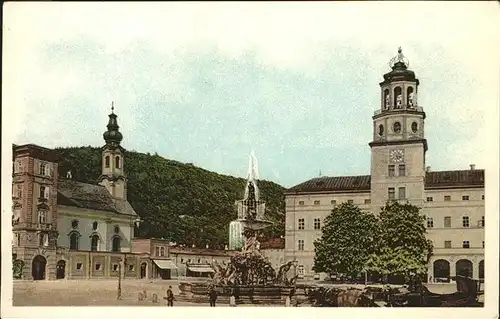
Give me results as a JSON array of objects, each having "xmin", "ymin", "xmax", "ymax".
[{"xmin": 55, "ymin": 146, "xmax": 285, "ymax": 248}]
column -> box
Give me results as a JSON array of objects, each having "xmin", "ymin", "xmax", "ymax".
[
  {"xmin": 427, "ymin": 262, "xmax": 433, "ymax": 283},
  {"xmin": 473, "ymin": 261, "xmax": 479, "ymax": 279},
  {"xmin": 450, "ymin": 260, "xmax": 456, "ymax": 278}
]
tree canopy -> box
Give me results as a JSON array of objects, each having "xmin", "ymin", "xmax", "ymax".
[
  {"xmin": 313, "ymin": 202, "xmax": 379, "ymax": 278},
  {"xmin": 314, "ymin": 200, "xmax": 433, "ymax": 282},
  {"xmin": 55, "ymin": 146, "xmax": 285, "ymax": 248},
  {"xmin": 366, "ymin": 201, "xmax": 433, "ymax": 278}
]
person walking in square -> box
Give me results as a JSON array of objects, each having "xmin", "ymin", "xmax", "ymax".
[
  {"xmin": 166, "ymin": 286, "xmax": 174, "ymax": 307},
  {"xmin": 229, "ymin": 288, "xmax": 237, "ymax": 307},
  {"xmin": 208, "ymin": 286, "xmax": 218, "ymax": 307}
]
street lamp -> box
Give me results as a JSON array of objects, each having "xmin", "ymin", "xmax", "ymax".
[{"xmin": 117, "ymin": 257, "xmax": 126, "ymax": 300}]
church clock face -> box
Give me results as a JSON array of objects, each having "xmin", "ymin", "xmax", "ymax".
[{"xmin": 390, "ymin": 149, "xmax": 404, "ymax": 163}]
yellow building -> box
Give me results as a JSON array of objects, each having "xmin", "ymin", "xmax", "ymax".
[{"xmin": 284, "ymin": 49, "xmax": 485, "ymax": 282}]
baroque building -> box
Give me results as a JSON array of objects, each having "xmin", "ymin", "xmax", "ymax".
[
  {"xmin": 283, "ymin": 48, "xmax": 485, "ymax": 282},
  {"xmin": 12, "ymin": 106, "xmax": 148, "ymax": 280}
]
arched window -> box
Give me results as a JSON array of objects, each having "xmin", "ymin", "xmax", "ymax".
[
  {"xmin": 90, "ymin": 234, "xmax": 100, "ymax": 251},
  {"xmin": 115, "ymin": 156, "xmax": 120, "ymax": 169},
  {"xmin": 105, "ymin": 156, "xmax": 110, "ymax": 168},
  {"xmin": 393, "ymin": 86, "xmax": 402, "ymax": 109},
  {"xmin": 92, "ymin": 221, "xmax": 98, "ymax": 231},
  {"xmin": 383, "ymin": 89, "xmax": 390, "ymax": 109},
  {"xmin": 69, "ymin": 232, "xmax": 80, "ymax": 250},
  {"xmin": 114, "ymin": 225, "xmax": 120, "ymax": 234},
  {"xmin": 407, "ymin": 86, "xmax": 415, "ymax": 107},
  {"xmin": 112, "ymin": 236, "xmax": 121, "ymax": 252}
]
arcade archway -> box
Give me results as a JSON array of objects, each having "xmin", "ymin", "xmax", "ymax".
[
  {"xmin": 433, "ymin": 259, "xmax": 450, "ymax": 280},
  {"xmin": 456, "ymin": 259, "xmax": 473, "ymax": 278},
  {"xmin": 479, "ymin": 260, "xmax": 484, "ymax": 279},
  {"xmin": 56, "ymin": 260, "xmax": 66, "ymax": 279},
  {"xmin": 32, "ymin": 255, "xmax": 47, "ymax": 280},
  {"xmin": 140, "ymin": 262, "xmax": 147, "ymax": 279}
]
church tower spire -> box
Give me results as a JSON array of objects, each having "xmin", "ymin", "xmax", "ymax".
[{"xmin": 98, "ymin": 102, "xmax": 127, "ymax": 200}]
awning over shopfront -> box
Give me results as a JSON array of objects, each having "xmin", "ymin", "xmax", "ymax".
[
  {"xmin": 153, "ymin": 259, "xmax": 178, "ymax": 270},
  {"xmin": 187, "ymin": 266, "xmax": 215, "ymax": 273}
]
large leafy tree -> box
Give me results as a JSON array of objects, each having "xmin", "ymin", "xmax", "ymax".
[
  {"xmin": 366, "ymin": 201, "xmax": 433, "ymax": 281},
  {"xmin": 313, "ymin": 202, "xmax": 379, "ymax": 279}
]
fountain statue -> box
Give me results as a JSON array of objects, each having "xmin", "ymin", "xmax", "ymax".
[{"xmin": 178, "ymin": 151, "xmax": 301, "ymax": 305}]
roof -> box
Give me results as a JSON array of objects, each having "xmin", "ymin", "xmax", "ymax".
[
  {"xmin": 169, "ymin": 247, "xmax": 236, "ymax": 257},
  {"xmin": 57, "ymin": 179, "xmax": 137, "ymax": 216},
  {"xmin": 285, "ymin": 169, "xmax": 485, "ymax": 194},
  {"xmin": 260, "ymin": 237, "xmax": 285, "ymax": 250}
]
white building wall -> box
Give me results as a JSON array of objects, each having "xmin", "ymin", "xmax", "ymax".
[
  {"xmin": 284, "ymin": 192, "xmax": 371, "ymax": 280},
  {"xmin": 57, "ymin": 205, "xmax": 134, "ymax": 252},
  {"xmin": 284, "ymin": 186, "xmax": 485, "ymax": 281}
]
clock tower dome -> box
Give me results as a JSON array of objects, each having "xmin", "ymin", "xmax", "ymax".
[{"xmin": 369, "ymin": 48, "xmax": 427, "ymax": 209}]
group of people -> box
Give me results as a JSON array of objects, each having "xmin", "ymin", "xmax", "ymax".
[
  {"xmin": 163, "ymin": 285, "xmax": 297, "ymax": 307},
  {"xmin": 208, "ymin": 286, "xmax": 237, "ymax": 307}
]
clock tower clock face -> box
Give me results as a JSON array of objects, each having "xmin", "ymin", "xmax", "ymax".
[{"xmin": 390, "ymin": 149, "xmax": 404, "ymax": 163}]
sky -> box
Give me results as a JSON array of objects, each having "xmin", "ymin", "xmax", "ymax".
[{"xmin": 3, "ymin": 2, "xmax": 499, "ymax": 188}]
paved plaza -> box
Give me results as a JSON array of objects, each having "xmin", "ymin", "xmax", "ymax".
[{"xmin": 12, "ymin": 278, "xmax": 482, "ymax": 307}]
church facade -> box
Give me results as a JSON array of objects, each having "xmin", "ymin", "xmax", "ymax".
[
  {"xmin": 284, "ymin": 49, "xmax": 485, "ymax": 282},
  {"xmin": 11, "ymin": 108, "xmax": 151, "ymax": 280}
]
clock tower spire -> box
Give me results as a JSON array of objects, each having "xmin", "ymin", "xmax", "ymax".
[{"xmin": 369, "ymin": 48, "xmax": 427, "ymax": 209}]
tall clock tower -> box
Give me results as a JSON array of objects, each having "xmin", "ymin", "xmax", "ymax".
[{"xmin": 369, "ymin": 48, "xmax": 427, "ymax": 210}]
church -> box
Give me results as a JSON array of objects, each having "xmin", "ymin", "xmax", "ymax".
[
  {"xmin": 11, "ymin": 108, "xmax": 152, "ymax": 280},
  {"xmin": 283, "ymin": 48, "xmax": 485, "ymax": 283}
]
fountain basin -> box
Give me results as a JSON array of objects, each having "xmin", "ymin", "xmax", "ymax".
[{"xmin": 177, "ymin": 281, "xmax": 312, "ymax": 305}]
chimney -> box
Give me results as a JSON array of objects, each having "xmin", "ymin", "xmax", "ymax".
[
  {"xmin": 470, "ymin": 164, "xmax": 476, "ymax": 170},
  {"xmin": 426, "ymin": 166, "xmax": 431, "ymax": 172},
  {"xmin": 66, "ymin": 170, "xmax": 72, "ymax": 179}
]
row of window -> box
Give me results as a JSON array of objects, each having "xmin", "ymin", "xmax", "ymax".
[
  {"xmin": 155, "ymin": 246, "xmax": 167, "ymax": 256},
  {"xmin": 295, "ymin": 239, "xmax": 485, "ymax": 252},
  {"xmin": 388, "ymin": 187, "xmax": 406, "ymax": 200},
  {"xmin": 13, "ymin": 161, "xmax": 52, "ymax": 176},
  {"xmin": 443, "ymin": 240, "xmax": 484, "ymax": 249},
  {"xmin": 298, "ymin": 199, "xmax": 370, "ymax": 206},
  {"xmin": 427, "ymin": 194, "xmax": 485, "ymax": 202},
  {"xmin": 296, "ymin": 193, "xmax": 485, "ymax": 206},
  {"xmin": 297, "ymin": 218, "xmax": 321, "ymax": 230},
  {"xmin": 69, "ymin": 231, "xmax": 121, "ymax": 252},
  {"xmin": 104, "ymin": 155, "xmax": 121, "ymax": 169},
  {"xmin": 388, "ymin": 164, "xmax": 406, "ymax": 177},
  {"xmin": 427, "ymin": 216, "xmax": 484, "ymax": 228}
]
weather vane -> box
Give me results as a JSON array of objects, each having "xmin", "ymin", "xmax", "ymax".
[{"xmin": 111, "ymin": 101, "xmax": 114, "ymax": 113}]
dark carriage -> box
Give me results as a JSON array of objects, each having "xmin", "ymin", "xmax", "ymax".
[{"xmin": 388, "ymin": 275, "xmax": 483, "ymax": 307}]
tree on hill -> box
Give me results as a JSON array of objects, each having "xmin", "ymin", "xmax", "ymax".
[
  {"xmin": 54, "ymin": 146, "xmax": 285, "ymax": 247},
  {"xmin": 313, "ymin": 202, "xmax": 379, "ymax": 279},
  {"xmin": 365, "ymin": 201, "xmax": 433, "ymax": 283}
]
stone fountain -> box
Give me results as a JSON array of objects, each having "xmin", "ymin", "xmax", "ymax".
[{"xmin": 178, "ymin": 152, "xmax": 303, "ymax": 305}]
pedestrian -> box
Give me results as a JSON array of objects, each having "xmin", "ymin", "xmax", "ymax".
[
  {"xmin": 208, "ymin": 286, "xmax": 218, "ymax": 307},
  {"xmin": 229, "ymin": 288, "xmax": 236, "ymax": 307},
  {"xmin": 166, "ymin": 285, "xmax": 174, "ymax": 307}
]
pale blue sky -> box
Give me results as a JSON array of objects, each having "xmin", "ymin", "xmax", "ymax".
[{"xmin": 4, "ymin": 2, "xmax": 499, "ymax": 188}]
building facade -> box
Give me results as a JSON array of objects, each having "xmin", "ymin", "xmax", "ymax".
[
  {"xmin": 284, "ymin": 49, "xmax": 485, "ymax": 282},
  {"xmin": 12, "ymin": 107, "xmax": 144, "ymax": 280}
]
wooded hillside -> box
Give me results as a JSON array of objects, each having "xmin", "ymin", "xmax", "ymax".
[{"xmin": 55, "ymin": 147, "xmax": 285, "ymax": 248}]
